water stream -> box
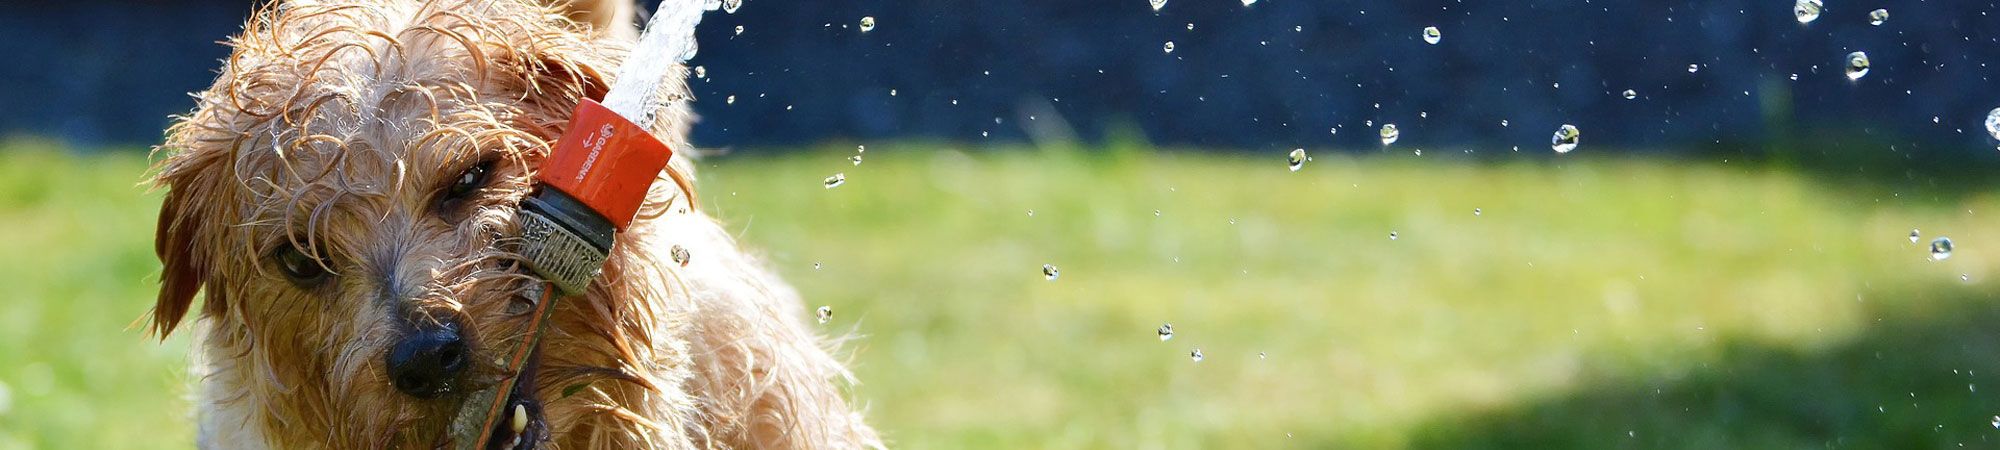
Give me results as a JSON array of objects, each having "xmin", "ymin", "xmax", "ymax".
[{"xmin": 600, "ymin": 0, "xmax": 721, "ymax": 126}]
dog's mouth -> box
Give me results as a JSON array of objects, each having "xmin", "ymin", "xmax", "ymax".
[
  {"xmin": 488, "ymin": 276, "xmax": 554, "ymax": 450},
  {"xmin": 439, "ymin": 278, "xmax": 552, "ymax": 450},
  {"xmin": 484, "ymin": 346, "xmax": 546, "ymax": 450}
]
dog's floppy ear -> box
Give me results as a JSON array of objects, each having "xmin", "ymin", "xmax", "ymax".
[
  {"xmin": 502, "ymin": 45, "xmax": 617, "ymax": 144},
  {"xmin": 523, "ymin": 48, "xmax": 612, "ymax": 112},
  {"xmin": 550, "ymin": 55, "xmax": 612, "ymax": 104},
  {"xmin": 149, "ymin": 150, "xmax": 226, "ymax": 340},
  {"xmin": 550, "ymin": 0, "xmax": 638, "ymax": 41}
]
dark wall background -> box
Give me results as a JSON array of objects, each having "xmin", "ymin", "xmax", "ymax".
[
  {"xmin": 0, "ymin": 1, "xmax": 249, "ymax": 150},
  {"xmin": 4, "ymin": 0, "xmax": 1999, "ymax": 158}
]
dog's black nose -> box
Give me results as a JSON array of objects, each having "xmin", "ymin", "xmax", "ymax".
[{"xmin": 387, "ymin": 321, "xmax": 469, "ymax": 398}]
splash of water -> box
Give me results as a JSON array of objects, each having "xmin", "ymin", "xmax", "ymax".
[{"xmin": 601, "ymin": 0, "xmax": 719, "ymax": 125}]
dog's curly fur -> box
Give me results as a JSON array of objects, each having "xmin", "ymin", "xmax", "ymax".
[{"xmin": 147, "ymin": 0, "xmax": 880, "ymax": 448}]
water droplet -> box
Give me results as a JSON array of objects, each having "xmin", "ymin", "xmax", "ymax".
[
  {"xmin": 1042, "ymin": 264, "xmax": 1060, "ymax": 280},
  {"xmin": 1163, "ymin": 41, "xmax": 1176, "ymax": 54},
  {"xmin": 1845, "ymin": 51, "xmax": 1870, "ymax": 80},
  {"xmin": 1869, "ymin": 8, "xmax": 1889, "ymax": 26},
  {"xmin": 813, "ymin": 262, "xmax": 822, "ymax": 270},
  {"xmin": 1551, "ymin": 124, "xmax": 1581, "ymax": 153},
  {"xmin": 1379, "ymin": 123, "xmax": 1400, "ymax": 145},
  {"xmin": 1622, "ymin": 89, "xmax": 1638, "ymax": 100},
  {"xmin": 725, "ymin": 95, "xmax": 736, "ymax": 105},
  {"xmin": 823, "ymin": 173, "xmax": 846, "ymax": 189},
  {"xmin": 1154, "ymin": 209, "xmax": 1162, "ymax": 217},
  {"xmin": 1688, "ymin": 64, "xmax": 1700, "ymax": 73},
  {"xmin": 816, "ymin": 305, "xmax": 833, "ymax": 324},
  {"xmin": 1789, "ymin": 73, "xmax": 1800, "ymax": 81},
  {"xmin": 889, "ymin": 89, "xmax": 898, "ymax": 96},
  {"xmin": 693, "ymin": 66, "xmax": 706, "ymax": 79},
  {"xmin": 859, "ymin": 16, "xmax": 876, "ymax": 32},
  {"xmin": 1389, "ymin": 231, "xmax": 1399, "ymax": 240},
  {"xmin": 1150, "ymin": 0, "xmax": 1167, "ymax": 11},
  {"xmin": 1287, "ymin": 148, "xmax": 1307, "ymax": 171},
  {"xmin": 1991, "ymin": 415, "xmax": 1999, "ymax": 429},
  {"xmin": 849, "ymin": 155, "xmax": 863, "ymax": 165},
  {"xmin": 1474, "ymin": 208, "xmax": 1483, "ymax": 216},
  {"xmin": 1157, "ymin": 323, "xmax": 1174, "ymax": 341},
  {"xmin": 1910, "ymin": 229, "xmax": 1921, "ymax": 244},
  {"xmin": 1241, "ymin": 0, "xmax": 1256, "ymax": 5},
  {"xmin": 1984, "ymin": 108, "xmax": 2000, "ymax": 141},
  {"xmin": 670, "ymin": 245, "xmax": 691, "ymax": 266},
  {"xmin": 1931, "ymin": 237, "xmax": 1954, "ymax": 260},
  {"xmin": 1189, "ymin": 348, "xmax": 1204, "ymax": 362},
  {"xmin": 1258, "ymin": 351, "xmax": 1267, "ymax": 359},
  {"xmin": 1964, "ymin": 274, "xmax": 1971, "ymax": 282},
  {"xmin": 720, "ymin": 0, "xmax": 741, "ymax": 13},
  {"xmin": 1422, "ymin": 26, "xmax": 1441, "ymax": 44},
  {"xmin": 1500, "ymin": 119, "xmax": 1510, "ymax": 127},
  {"xmin": 1794, "ymin": 0, "xmax": 1822, "ymax": 23},
  {"xmin": 856, "ymin": 145, "xmax": 867, "ymax": 153},
  {"xmin": 734, "ymin": 25, "xmax": 745, "ymax": 35}
]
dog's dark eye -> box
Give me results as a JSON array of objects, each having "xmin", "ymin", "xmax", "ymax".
[
  {"xmin": 445, "ymin": 161, "xmax": 494, "ymax": 201},
  {"xmin": 273, "ymin": 243, "xmax": 329, "ymax": 285}
]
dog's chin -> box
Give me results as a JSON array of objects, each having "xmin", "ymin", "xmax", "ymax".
[
  {"xmin": 388, "ymin": 358, "xmax": 547, "ymax": 450},
  {"xmin": 378, "ymin": 277, "xmax": 555, "ymax": 449},
  {"xmin": 405, "ymin": 339, "xmax": 550, "ymax": 449}
]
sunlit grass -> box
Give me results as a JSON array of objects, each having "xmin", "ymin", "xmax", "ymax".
[
  {"xmin": 0, "ymin": 140, "xmax": 191, "ymax": 450},
  {"xmin": 707, "ymin": 144, "xmax": 2000, "ymax": 448},
  {"xmin": 3, "ymin": 139, "xmax": 1998, "ymax": 448}
]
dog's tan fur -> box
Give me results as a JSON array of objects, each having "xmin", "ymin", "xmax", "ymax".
[{"xmin": 148, "ymin": 0, "xmax": 879, "ymax": 448}]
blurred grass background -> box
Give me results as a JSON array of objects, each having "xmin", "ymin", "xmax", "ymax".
[{"xmin": 4, "ymin": 137, "xmax": 2000, "ymax": 448}]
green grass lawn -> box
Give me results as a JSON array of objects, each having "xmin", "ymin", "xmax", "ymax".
[{"xmin": 4, "ymin": 138, "xmax": 1999, "ymax": 448}]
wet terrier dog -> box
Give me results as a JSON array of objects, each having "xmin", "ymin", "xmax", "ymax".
[{"xmin": 147, "ymin": 0, "xmax": 879, "ymax": 448}]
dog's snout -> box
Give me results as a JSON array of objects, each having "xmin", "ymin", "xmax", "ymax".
[{"xmin": 386, "ymin": 321, "xmax": 469, "ymax": 398}]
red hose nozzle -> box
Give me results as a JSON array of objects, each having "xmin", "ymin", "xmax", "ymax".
[{"xmin": 519, "ymin": 99, "xmax": 674, "ymax": 296}]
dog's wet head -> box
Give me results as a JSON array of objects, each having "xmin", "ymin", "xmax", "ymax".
[{"xmin": 147, "ymin": 1, "xmax": 626, "ymax": 447}]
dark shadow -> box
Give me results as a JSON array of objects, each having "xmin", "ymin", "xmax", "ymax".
[
  {"xmin": 1731, "ymin": 133, "xmax": 2000, "ymax": 206},
  {"xmin": 1410, "ymin": 287, "xmax": 2000, "ymax": 449}
]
